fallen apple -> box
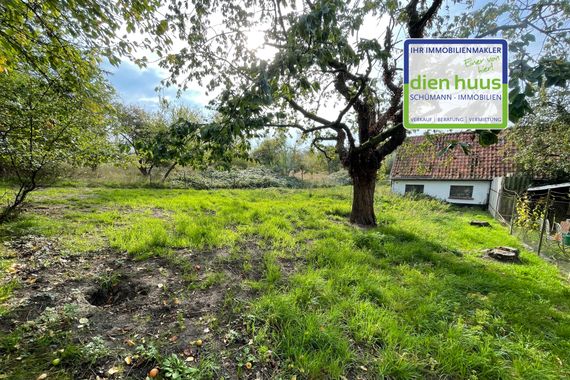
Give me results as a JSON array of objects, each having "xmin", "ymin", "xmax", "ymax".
[{"xmin": 149, "ymin": 368, "xmax": 159, "ymax": 378}]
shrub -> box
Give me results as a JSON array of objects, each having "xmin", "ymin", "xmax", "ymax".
[{"xmin": 171, "ymin": 168, "xmax": 305, "ymax": 189}]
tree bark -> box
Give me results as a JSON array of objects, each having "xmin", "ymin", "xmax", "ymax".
[
  {"xmin": 0, "ymin": 182, "xmax": 36, "ymax": 223},
  {"xmin": 162, "ymin": 162, "xmax": 177, "ymax": 182},
  {"xmin": 349, "ymin": 169, "xmax": 377, "ymax": 226},
  {"xmin": 138, "ymin": 164, "xmax": 153, "ymax": 177}
]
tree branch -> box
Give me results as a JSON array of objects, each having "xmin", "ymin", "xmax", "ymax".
[
  {"xmin": 376, "ymin": 124, "xmax": 406, "ymax": 161},
  {"xmin": 406, "ymin": 0, "xmax": 443, "ymax": 38},
  {"xmin": 356, "ymin": 120, "xmax": 402, "ymax": 154},
  {"xmin": 476, "ymin": 22, "xmax": 527, "ymax": 38},
  {"xmin": 285, "ymin": 98, "xmax": 332, "ymax": 125}
]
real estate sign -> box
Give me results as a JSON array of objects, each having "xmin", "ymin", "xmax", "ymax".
[{"xmin": 403, "ymin": 39, "xmax": 508, "ymax": 129}]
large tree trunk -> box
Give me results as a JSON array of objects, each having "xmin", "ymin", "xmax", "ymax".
[{"xmin": 349, "ymin": 169, "xmax": 377, "ymax": 226}]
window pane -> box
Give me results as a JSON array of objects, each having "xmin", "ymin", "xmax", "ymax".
[
  {"xmin": 449, "ymin": 185, "xmax": 473, "ymax": 199},
  {"xmin": 405, "ymin": 184, "xmax": 424, "ymax": 194}
]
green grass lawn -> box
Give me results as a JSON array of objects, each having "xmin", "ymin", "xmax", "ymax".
[{"xmin": 0, "ymin": 185, "xmax": 569, "ymax": 379}]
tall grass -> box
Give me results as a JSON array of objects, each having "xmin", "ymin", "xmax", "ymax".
[{"xmin": 1, "ymin": 185, "xmax": 568, "ymax": 379}]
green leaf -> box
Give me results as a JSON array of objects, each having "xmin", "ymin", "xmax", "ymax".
[
  {"xmin": 157, "ymin": 20, "xmax": 169, "ymax": 36},
  {"xmin": 477, "ymin": 131, "xmax": 499, "ymax": 147}
]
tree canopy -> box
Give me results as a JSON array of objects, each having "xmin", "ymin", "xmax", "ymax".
[
  {"xmin": 0, "ymin": 0, "xmax": 168, "ymax": 87},
  {"xmin": 0, "ymin": 65, "xmax": 114, "ymax": 220},
  {"xmin": 508, "ymin": 91, "xmax": 570, "ymax": 181},
  {"xmin": 150, "ymin": 0, "xmax": 569, "ymax": 225},
  {"xmin": 112, "ymin": 102, "xmax": 250, "ymax": 182}
]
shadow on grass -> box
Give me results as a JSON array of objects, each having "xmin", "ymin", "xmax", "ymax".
[
  {"xmin": 259, "ymin": 223, "xmax": 570, "ymax": 378},
  {"xmin": 374, "ymin": 225, "xmax": 570, "ymax": 355}
]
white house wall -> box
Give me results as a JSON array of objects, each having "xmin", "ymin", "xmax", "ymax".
[
  {"xmin": 488, "ymin": 177, "xmax": 503, "ymax": 217},
  {"xmin": 391, "ymin": 180, "xmax": 491, "ymax": 205}
]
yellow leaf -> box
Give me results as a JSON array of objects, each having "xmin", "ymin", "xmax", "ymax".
[{"xmin": 107, "ymin": 366, "xmax": 122, "ymax": 375}]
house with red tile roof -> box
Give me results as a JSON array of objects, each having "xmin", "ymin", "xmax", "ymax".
[{"xmin": 390, "ymin": 132, "xmax": 517, "ymax": 207}]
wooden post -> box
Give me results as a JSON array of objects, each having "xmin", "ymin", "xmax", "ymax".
[
  {"xmin": 509, "ymin": 194, "xmax": 517, "ymax": 235},
  {"xmin": 537, "ymin": 188, "xmax": 551, "ymax": 256}
]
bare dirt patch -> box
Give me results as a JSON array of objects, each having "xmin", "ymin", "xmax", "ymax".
[{"xmin": 0, "ymin": 235, "xmax": 284, "ymax": 379}]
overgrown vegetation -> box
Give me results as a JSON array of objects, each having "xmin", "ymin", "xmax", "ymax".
[
  {"xmin": 508, "ymin": 93, "xmax": 570, "ymax": 181},
  {"xmin": 0, "ymin": 185, "xmax": 568, "ymax": 379},
  {"xmin": 515, "ymin": 195, "xmax": 546, "ymax": 231}
]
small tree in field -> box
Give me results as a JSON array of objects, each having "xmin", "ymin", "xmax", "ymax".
[
  {"xmin": 113, "ymin": 102, "xmax": 224, "ymax": 182},
  {"xmin": 252, "ymin": 135, "xmax": 288, "ymax": 173},
  {"xmin": 113, "ymin": 104, "xmax": 167, "ymax": 177},
  {"xmin": 0, "ymin": 68, "xmax": 114, "ymax": 221},
  {"xmin": 154, "ymin": 104, "xmax": 215, "ymax": 182},
  {"xmin": 155, "ymin": 0, "xmax": 569, "ymax": 226}
]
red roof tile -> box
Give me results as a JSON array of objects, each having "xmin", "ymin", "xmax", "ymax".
[{"xmin": 390, "ymin": 132, "xmax": 517, "ymax": 180}]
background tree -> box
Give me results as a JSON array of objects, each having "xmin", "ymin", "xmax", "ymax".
[
  {"xmin": 113, "ymin": 102, "xmax": 244, "ymax": 182},
  {"xmin": 251, "ymin": 136, "xmax": 341, "ymax": 177},
  {"xmin": 287, "ymin": 142, "xmax": 306, "ymax": 177},
  {"xmin": 158, "ymin": 0, "xmax": 569, "ymax": 226},
  {"xmin": 0, "ymin": 66, "xmax": 114, "ymax": 221},
  {"xmin": 304, "ymin": 144, "xmax": 342, "ymax": 174},
  {"xmin": 154, "ymin": 104, "xmax": 214, "ymax": 182},
  {"xmin": 251, "ymin": 135, "xmax": 288, "ymax": 173},
  {"xmin": 508, "ymin": 91, "xmax": 570, "ymax": 181},
  {"xmin": 113, "ymin": 104, "xmax": 167, "ymax": 177}
]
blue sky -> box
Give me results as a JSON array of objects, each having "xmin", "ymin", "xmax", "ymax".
[{"xmin": 102, "ymin": 60, "xmax": 207, "ymax": 111}]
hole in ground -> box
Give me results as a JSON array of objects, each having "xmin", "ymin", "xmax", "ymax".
[{"xmin": 87, "ymin": 275, "xmax": 149, "ymax": 306}]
